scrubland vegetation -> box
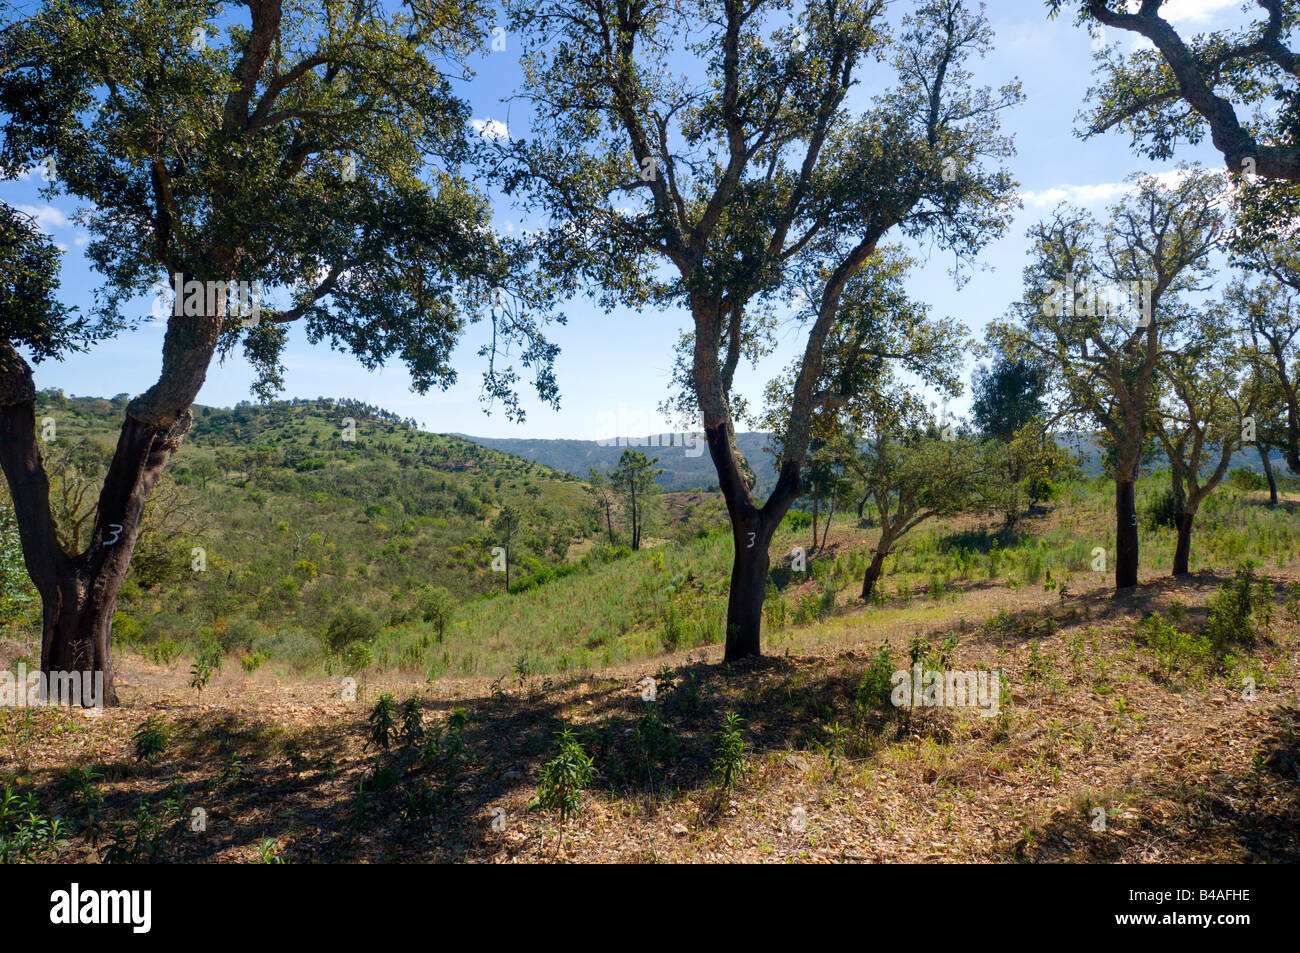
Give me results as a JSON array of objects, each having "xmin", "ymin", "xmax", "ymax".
[
  {"xmin": 3, "ymin": 391, "xmax": 1299, "ymax": 863},
  {"xmin": 3, "ymin": 0, "xmax": 1300, "ymax": 870}
]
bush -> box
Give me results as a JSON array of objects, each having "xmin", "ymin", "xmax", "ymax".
[
  {"xmin": 324, "ymin": 605, "xmax": 380, "ymax": 654},
  {"xmin": 533, "ymin": 728, "xmax": 595, "ymax": 821},
  {"xmin": 111, "ymin": 613, "xmax": 144, "ymax": 646},
  {"xmin": 1204, "ymin": 564, "xmax": 1259, "ymax": 653},
  {"xmin": 660, "ymin": 603, "xmax": 684, "ymax": 652},
  {"xmin": 857, "ymin": 645, "xmax": 895, "ymax": 713},
  {"xmin": 782, "ymin": 509, "xmax": 813, "ymax": 530},
  {"xmin": 1139, "ymin": 612, "xmax": 1213, "ymax": 680},
  {"xmin": 711, "ymin": 712, "xmax": 748, "ymax": 789},
  {"xmin": 418, "ymin": 587, "xmax": 456, "ymax": 642},
  {"xmin": 220, "ymin": 616, "xmax": 261, "ymax": 653},
  {"xmin": 1145, "ymin": 486, "xmax": 1178, "ymax": 531},
  {"xmin": 1228, "ymin": 467, "xmax": 1265, "ymax": 492}
]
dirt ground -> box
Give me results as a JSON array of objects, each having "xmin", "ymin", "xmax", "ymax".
[{"xmin": 2, "ymin": 561, "xmax": 1297, "ymax": 864}]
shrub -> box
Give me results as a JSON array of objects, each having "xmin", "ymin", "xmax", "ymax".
[
  {"xmin": 132, "ymin": 716, "xmax": 169, "ymax": 766},
  {"xmin": 782, "ymin": 509, "xmax": 813, "ymax": 530},
  {"xmin": 419, "ymin": 587, "xmax": 456, "ymax": 642},
  {"xmin": 325, "ymin": 605, "xmax": 380, "ymax": 654},
  {"xmin": 1204, "ymin": 565, "xmax": 1259, "ymax": 654},
  {"xmin": 1139, "ymin": 612, "xmax": 1213, "ymax": 680},
  {"xmin": 0, "ymin": 787, "xmax": 67, "ymax": 863},
  {"xmin": 111, "ymin": 613, "xmax": 144, "ymax": 646},
  {"xmin": 857, "ymin": 645, "xmax": 895, "ymax": 713},
  {"xmin": 660, "ymin": 603, "xmax": 684, "ymax": 652},
  {"xmin": 533, "ymin": 728, "xmax": 595, "ymax": 822},
  {"xmin": 1228, "ymin": 467, "xmax": 1265, "ymax": 492},
  {"xmin": 711, "ymin": 712, "xmax": 748, "ymax": 789},
  {"xmin": 1145, "ymin": 486, "xmax": 1178, "ymax": 531},
  {"xmin": 189, "ymin": 642, "xmax": 222, "ymax": 696}
]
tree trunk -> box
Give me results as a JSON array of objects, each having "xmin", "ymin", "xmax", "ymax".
[
  {"xmin": 1172, "ymin": 510, "xmax": 1194, "ymax": 576},
  {"xmin": 1115, "ymin": 478, "xmax": 1139, "ymax": 590},
  {"xmin": 40, "ymin": 572, "xmax": 116, "ymax": 706},
  {"xmin": 1, "ymin": 404, "xmax": 189, "ymax": 706},
  {"xmin": 860, "ymin": 550, "xmax": 887, "ymax": 601},
  {"xmin": 1260, "ymin": 444, "xmax": 1278, "ymax": 506},
  {"xmin": 2, "ymin": 292, "xmax": 220, "ymax": 706},
  {"xmin": 724, "ymin": 516, "xmax": 775, "ymax": 659},
  {"xmin": 630, "ymin": 478, "xmax": 639, "ymax": 550},
  {"xmin": 810, "ymin": 493, "xmax": 819, "ymax": 554},
  {"xmin": 704, "ymin": 422, "xmax": 800, "ymax": 662}
]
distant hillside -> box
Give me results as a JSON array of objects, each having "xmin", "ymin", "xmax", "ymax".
[
  {"xmin": 2, "ymin": 393, "xmax": 630, "ymax": 673},
  {"xmin": 1061, "ymin": 432, "xmax": 1284, "ymax": 477},
  {"xmin": 458, "ymin": 431, "xmax": 778, "ymax": 495},
  {"xmin": 464, "ymin": 428, "xmax": 1281, "ymax": 493}
]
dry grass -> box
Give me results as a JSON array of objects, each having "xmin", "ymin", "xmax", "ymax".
[{"xmin": 3, "ymin": 557, "xmax": 1297, "ymax": 863}]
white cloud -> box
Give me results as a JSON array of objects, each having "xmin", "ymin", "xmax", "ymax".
[
  {"xmin": 1153, "ymin": 0, "xmax": 1239, "ymax": 23},
  {"xmin": 1019, "ymin": 182, "xmax": 1130, "ymax": 207},
  {"xmin": 470, "ymin": 118, "xmax": 509, "ymax": 141},
  {"xmin": 1019, "ymin": 168, "xmax": 1195, "ymax": 208},
  {"xmin": 16, "ymin": 203, "xmax": 71, "ymax": 233}
]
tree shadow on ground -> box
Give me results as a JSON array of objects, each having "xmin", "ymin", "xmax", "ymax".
[
  {"xmin": 1013, "ymin": 703, "xmax": 1300, "ymax": 863},
  {"xmin": 13, "ymin": 654, "xmax": 909, "ymax": 862}
]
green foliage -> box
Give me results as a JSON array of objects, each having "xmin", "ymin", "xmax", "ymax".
[
  {"xmin": 0, "ymin": 786, "xmax": 67, "ymax": 863},
  {"xmin": 1145, "ymin": 486, "xmax": 1178, "ymax": 531},
  {"xmin": 189, "ymin": 642, "xmax": 223, "ymax": 696},
  {"xmin": 326, "ymin": 605, "xmax": 381, "ymax": 655},
  {"xmin": 60, "ymin": 766, "xmax": 106, "ymax": 844},
  {"xmin": 132, "ymin": 716, "xmax": 169, "ymax": 767},
  {"xmin": 533, "ymin": 728, "xmax": 595, "ymax": 822},
  {"xmin": 972, "ymin": 356, "xmax": 1047, "ymax": 441},
  {"xmin": 607, "ymin": 449, "xmax": 664, "ymax": 550},
  {"xmin": 782, "ymin": 510, "xmax": 813, "ymax": 531},
  {"xmin": 1139, "ymin": 613, "xmax": 1214, "ymax": 683},
  {"xmin": 0, "ymin": 0, "xmax": 559, "ymax": 407},
  {"xmin": 366, "ymin": 694, "xmax": 398, "ymax": 752},
  {"xmin": 419, "ymin": 587, "xmax": 456, "ymax": 642},
  {"xmin": 1204, "ymin": 565, "xmax": 1263, "ymax": 654},
  {"xmin": 0, "ymin": 501, "xmax": 36, "ymax": 627},
  {"xmin": 102, "ymin": 787, "xmax": 186, "ymax": 864},
  {"xmin": 857, "ymin": 645, "xmax": 896, "ymax": 714},
  {"xmin": 1228, "ymin": 468, "xmax": 1265, "ymax": 492},
  {"xmin": 256, "ymin": 838, "xmax": 286, "ymax": 864},
  {"xmin": 630, "ymin": 708, "xmax": 676, "ymax": 791},
  {"xmin": 711, "ymin": 712, "xmax": 748, "ymax": 790}
]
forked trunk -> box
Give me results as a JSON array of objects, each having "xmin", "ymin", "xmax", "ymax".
[
  {"xmin": 703, "ymin": 423, "xmax": 800, "ymax": 662},
  {"xmin": 1, "ymin": 399, "xmax": 191, "ymax": 706},
  {"xmin": 1115, "ymin": 478, "xmax": 1139, "ymax": 590},
  {"xmin": 1172, "ymin": 510, "xmax": 1194, "ymax": 577},
  {"xmin": 2, "ymin": 293, "xmax": 217, "ymax": 707},
  {"xmin": 860, "ymin": 550, "xmax": 887, "ymax": 601}
]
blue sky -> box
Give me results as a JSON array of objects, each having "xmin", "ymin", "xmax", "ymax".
[{"xmin": 3, "ymin": 0, "xmax": 1239, "ymax": 439}]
